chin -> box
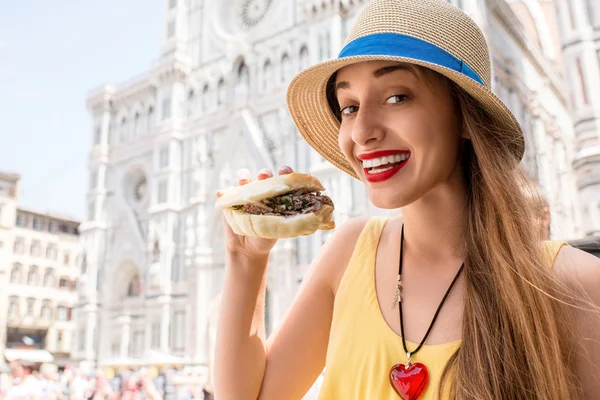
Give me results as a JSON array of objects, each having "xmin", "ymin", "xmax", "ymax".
[{"xmin": 368, "ymin": 189, "xmax": 412, "ymax": 209}]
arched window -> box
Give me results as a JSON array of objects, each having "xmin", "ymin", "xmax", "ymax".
[
  {"xmin": 152, "ymin": 240, "xmax": 160, "ymax": 263},
  {"xmin": 299, "ymin": 46, "xmax": 309, "ymax": 70},
  {"xmin": 80, "ymin": 254, "xmax": 87, "ymax": 275},
  {"xmin": 46, "ymin": 244, "xmax": 57, "ymax": 260},
  {"xmin": 26, "ymin": 298, "xmax": 35, "ymax": 317},
  {"xmin": 44, "ymin": 269, "xmax": 54, "ymax": 287},
  {"xmin": 202, "ymin": 84, "xmax": 210, "ymax": 111},
  {"xmin": 28, "ymin": 265, "xmax": 39, "ymax": 286},
  {"xmin": 187, "ymin": 89, "xmax": 195, "ymax": 117},
  {"xmin": 8, "ymin": 297, "xmax": 19, "ymax": 317},
  {"xmin": 217, "ymin": 78, "xmax": 226, "ymax": 106},
  {"xmin": 133, "ymin": 112, "xmax": 140, "ymax": 137},
  {"xmin": 10, "ymin": 263, "xmax": 22, "ymax": 283},
  {"xmin": 41, "ymin": 300, "xmax": 52, "ymax": 320},
  {"xmin": 147, "ymin": 107, "xmax": 155, "ymax": 132},
  {"xmin": 263, "ymin": 59, "xmax": 272, "ymax": 92},
  {"xmin": 120, "ymin": 117, "xmax": 128, "ymax": 142},
  {"xmin": 281, "ymin": 53, "xmax": 292, "ymax": 82},
  {"xmin": 236, "ymin": 61, "xmax": 250, "ymax": 100},
  {"xmin": 127, "ymin": 275, "xmax": 141, "ymax": 297},
  {"xmin": 30, "ymin": 240, "xmax": 40, "ymax": 256}
]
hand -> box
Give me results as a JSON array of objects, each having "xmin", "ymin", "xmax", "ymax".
[{"xmin": 217, "ymin": 166, "xmax": 294, "ymax": 258}]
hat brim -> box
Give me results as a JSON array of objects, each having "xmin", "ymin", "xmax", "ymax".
[{"xmin": 286, "ymin": 55, "xmax": 525, "ymax": 179}]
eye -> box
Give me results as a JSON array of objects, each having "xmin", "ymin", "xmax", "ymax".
[
  {"xmin": 340, "ymin": 105, "xmax": 358, "ymax": 117},
  {"xmin": 386, "ymin": 94, "xmax": 409, "ymax": 104}
]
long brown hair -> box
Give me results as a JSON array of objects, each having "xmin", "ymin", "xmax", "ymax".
[
  {"xmin": 326, "ymin": 66, "xmax": 589, "ymax": 398},
  {"xmin": 440, "ymin": 80, "xmax": 582, "ymax": 399}
]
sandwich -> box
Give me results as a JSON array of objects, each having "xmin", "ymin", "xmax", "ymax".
[{"xmin": 216, "ymin": 172, "xmax": 335, "ymax": 239}]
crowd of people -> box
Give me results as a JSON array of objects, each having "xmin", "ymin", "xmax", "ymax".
[{"xmin": 0, "ymin": 361, "xmax": 214, "ymax": 399}]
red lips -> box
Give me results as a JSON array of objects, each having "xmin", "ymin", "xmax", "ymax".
[{"xmin": 359, "ymin": 150, "xmax": 410, "ymax": 183}]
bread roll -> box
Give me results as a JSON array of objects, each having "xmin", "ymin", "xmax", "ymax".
[{"xmin": 216, "ymin": 173, "xmax": 335, "ymax": 239}]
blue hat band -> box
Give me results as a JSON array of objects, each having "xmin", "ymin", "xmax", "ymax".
[{"xmin": 338, "ymin": 33, "xmax": 484, "ymax": 86}]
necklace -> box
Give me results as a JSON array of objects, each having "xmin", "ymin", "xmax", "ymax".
[{"xmin": 389, "ymin": 225, "xmax": 464, "ymax": 400}]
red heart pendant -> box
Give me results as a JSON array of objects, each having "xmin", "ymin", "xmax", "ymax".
[{"xmin": 389, "ymin": 362, "xmax": 429, "ymax": 400}]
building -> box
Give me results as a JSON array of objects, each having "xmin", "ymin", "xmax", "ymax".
[
  {"xmin": 552, "ymin": 0, "xmax": 600, "ymax": 236},
  {"xmin": 0, "ymin": 172, "xmax": 81, "ymax": 367},
  {"xmin": 75, "ymin": 0, "xmax": 592, "ymax": 392}
]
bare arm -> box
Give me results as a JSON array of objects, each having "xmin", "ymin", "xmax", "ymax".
[
  {"xmin": 257, "ymin": 216, "xmax": 368, "ymax": 399},
  {"xmin": 214, "ymin": 251, "xmax": 270, "ymax": 399},
  {"xmin": 214, "ymin": 167, "xmax": 289, "ymax": 399},
  {"xmin": 214, "ymin": 208, "xmax": 367, "ymax": 400},
  {"xmin": 554, "ymin": 246, "xmax": 600, "ymax": 399}
]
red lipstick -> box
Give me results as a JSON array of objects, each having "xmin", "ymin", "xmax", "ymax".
[{"xmin": 358, "ymin": 150, "xmax": 410, "ymax": 183}]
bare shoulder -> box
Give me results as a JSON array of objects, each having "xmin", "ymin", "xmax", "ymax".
[
  {"xmin": 329, "ymin": 215, "xmax": 371, "ymax": 244},
  {"xmin": 553, "ymin": 246, "xmax": 600, "ymax": 395},
  {"xmin": 553, "ymin": 246, "xmax": 600, "ymax": 303},
  {"xmin": 320, "ymin": 216, "xmax": 371, "ymax": 294}
]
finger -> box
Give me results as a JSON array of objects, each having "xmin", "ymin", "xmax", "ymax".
[
  {"xmin": 278, "ymin": 166, "xmax": 294, "ymax": 175},
  {"xmin": 221, "ymin": 212, "xmax": 235, "ymax": 236},
  {"xmin": 257, "ymin": 169, "xmax": 273, "ymax": 180},
  {"xmin": 236, "ymin": 168, "xmax": 252, "ymax": 185}
]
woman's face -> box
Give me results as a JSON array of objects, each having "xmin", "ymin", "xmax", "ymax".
[{"xmin": 336, "ymin": 61, "xmax": 467, "ymax": 209}]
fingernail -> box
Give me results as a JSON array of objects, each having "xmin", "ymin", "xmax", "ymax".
[
  {"xmin": 236, "ymin": 168, "xmax": 251, "ymax": 181},
  {"xmin": 216, "ymin": 190, "xmax": 223, "ymax": 198},
  {"xmin": 257, "ymin": 169, "xmax": 273, "ymax": 179},
  {"xmin": 280, "ymin": 166, "xmax": 293, "ymax": 174}
]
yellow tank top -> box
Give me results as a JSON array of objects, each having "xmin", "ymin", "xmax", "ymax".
[{"xmin": 318, "ymin": 217, "xmax": 567, "ymax": 400}]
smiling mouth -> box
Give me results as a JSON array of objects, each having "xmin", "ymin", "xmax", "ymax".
[{"xmin": 362, "ymin": 153, "xmax": 410, "ymax": 174}]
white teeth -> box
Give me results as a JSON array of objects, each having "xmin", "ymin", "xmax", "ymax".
[
  {"xmin": 368, "ymin": 166, "xmax": 394, "ymax": 174},
  {"xmin": 362, "ymin": 153, "xmax": 409, "ymax": 169}
]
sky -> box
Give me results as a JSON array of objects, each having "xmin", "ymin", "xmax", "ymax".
[{"xmin": 0, "ymin": 1, "xmax": 163, "ymax": 220}]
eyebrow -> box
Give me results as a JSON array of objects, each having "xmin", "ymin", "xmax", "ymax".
[{"xmin": 335, "ymin": 64, "xmax": 419, "ymax": 93}]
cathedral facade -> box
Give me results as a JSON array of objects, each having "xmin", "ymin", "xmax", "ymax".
[{"xmin": 73, "ymin": 0, "xmax": 592, "ymax": 391}]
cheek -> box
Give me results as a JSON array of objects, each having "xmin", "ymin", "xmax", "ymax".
[
  {"xmin": 410, "ymin": 113, "xmax": 461, "ymax": 163},
  {"xmin": 338, "ymin": 128, "xmax": 356, "ymax": 165}
]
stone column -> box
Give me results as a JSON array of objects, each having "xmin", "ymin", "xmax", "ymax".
[
  {"xmin": 85, "ymin": 304, "xmax": 97, "ymax": 362},
  {"xmin": 46, "ymin": 327, "xmax": 57, "ymax": 353},
  {"xmin": 160, "ymin": 296, "xmax": 171, "ymax": 352},
  {"xmin": 192, "ymin": 253, "xmax": 215, "ymax": 364},
  {"xmin": 267, "ymin": 245, "xmax": 296, "ymax": 332},
  {"xmin": 0, "ymin": 271, "xmax": 8, "ymax": 364},
  {"xmin": 119, "ymin": 315, "xmax": 131, "ymax": 359}
]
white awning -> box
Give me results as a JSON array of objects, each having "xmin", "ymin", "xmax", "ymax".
[
  {"xmin": 145, "ymin": 350, "xmax": 184, "ymax": 365},
  {"xmin": 4, "ymin": 349, "xmax": 54, "ymax": 363}
]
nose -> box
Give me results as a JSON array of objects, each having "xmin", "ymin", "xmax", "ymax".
[{"xmin": 350, "ymin": 105, "xmax": 385, "ymax": 146}]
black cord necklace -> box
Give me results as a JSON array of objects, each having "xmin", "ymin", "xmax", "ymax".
[{"xmin": 389, "ymin": 224, "xmax": 464, "ymax": 400}]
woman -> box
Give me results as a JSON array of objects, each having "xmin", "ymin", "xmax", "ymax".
[{"xmin": 214, "ymin": 0, "xmax": 600, "ymax": 399}]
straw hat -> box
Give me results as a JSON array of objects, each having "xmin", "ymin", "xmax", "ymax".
[{"xmin": 286, "ymin": 0, "xmax": 524, "ymax": 178}]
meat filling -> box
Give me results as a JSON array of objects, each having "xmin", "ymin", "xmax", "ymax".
[{"xmin": 233, "ymin": 189, "xmax": 333, "ymax": 217}]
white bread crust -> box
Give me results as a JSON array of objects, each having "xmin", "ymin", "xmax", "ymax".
[
  {"xmin": 223, "ymin": 205, "xmax": 335, "ymax": 239},
  {"xmin": 215, "ymin": 173, "xmax": 324, "ymax": 208}
]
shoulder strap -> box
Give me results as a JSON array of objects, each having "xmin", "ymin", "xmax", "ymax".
[
  {"xmin": 544, "ymin": 240, "xmax": 568, "ymax": 268},
  {"xmin": 335, "ymin": 216, "xmax": 389, "ymax": 297}
]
